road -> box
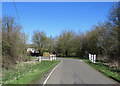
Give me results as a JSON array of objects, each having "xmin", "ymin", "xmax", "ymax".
[{"xmin": 45, "ymin": 58, "xmax": 117, "ymax": 84}]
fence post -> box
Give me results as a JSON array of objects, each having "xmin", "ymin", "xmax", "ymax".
[
  {"xmin": 89, "ymin": 54, "xmax": 91, "ymax": 61},
  {"xmin": 53, "ymin": 55, "xmax": 55, "ymax": 60},
  {"xmin": 38, "ymin": 56, "xmax": 41, "ymax": 62},
  {"xmin": 55, "ymin": 54, "xmax": 56, "ymax": 60},
  {"xmin": 94, "ymin": 54, "xmax": 96, "ymax": 63},
  {"xmin": 91, "ymin": 54, "xmax": 92, "ymax": 62},
  {"xmin": 50, "ymin": 55, "xmax": 53, "ymax": 61},
  {"xmin": 92, "ymin": 54, "xmax": 94, "ymax": 62}
]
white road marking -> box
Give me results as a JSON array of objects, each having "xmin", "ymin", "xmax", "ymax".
[{"xmin": 43, "ymin": 60, "xmax": 62, "ymax": 85}]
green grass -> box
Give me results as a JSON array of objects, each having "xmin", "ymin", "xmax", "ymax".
[
  {"xmin": 59, "ymin": 57, "xmax": 120, "ymax": 82},
  {"xmin": 83, "ymin": 59, "xmax": 120, "ymax": 82},
  {"xmin": 2, "ymin": 60, "xmax": 60, "ymax": 84}
]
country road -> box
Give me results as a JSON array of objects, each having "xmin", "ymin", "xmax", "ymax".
[{"xmin": 45, "ymin": 58, "xmax": 117, "ymax": 84}]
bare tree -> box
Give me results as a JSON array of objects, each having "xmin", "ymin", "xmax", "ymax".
[
  {"xmin": 56, "ymin": 30, "xmax": 75, "ymax": 57},
  {"xmin": 32, "ymin": 31, "xmax": 48, "ymax": 55},
  {"xmin": 2, "ymin": 16, "xmax": 28, "ymax": 68}
]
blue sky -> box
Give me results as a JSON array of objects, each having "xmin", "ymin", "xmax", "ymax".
[{"xmin": 2, "ymin": 2, "xmax": 114, "ymax": 43}]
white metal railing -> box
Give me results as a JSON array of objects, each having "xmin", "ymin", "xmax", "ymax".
[
  {"xmin": 38, "ymin": 54, "xmax": 57, "ymax": 62},
  {"xmin": 89, "ymin": 54, "xmax": 96, "ymax": 63}
]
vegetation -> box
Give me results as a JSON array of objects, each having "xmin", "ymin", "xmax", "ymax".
[
  {"xmin": 2, "ymin": 16, "xmax": 28, "ymax": 69},
  {"xmin": 31, "ymin": 2, "xmax": 120, "ymax": 68},
  {"xmin": 83, "ymin": 59, "xmax": 120, "ymax": 82},
  {"xmin": 2, "ymin": 60, "xmax": 60, "ymax": 84},
  {"xmin": 1, "ymin": 2, "xmax": 120, "ymax": 84},
  {"xmin": 43, "ymin": 52, "xmax": 51, "ymax": 56},
  {"xmin": 32, "ymin": 31, "xmax": 55, "ymax": 56},
  {"xmin": 55, "ymin": 30, "xmax": 75, "ymax": 57}
]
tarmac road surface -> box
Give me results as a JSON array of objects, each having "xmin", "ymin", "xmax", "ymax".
[{"xmin": 45, "ymin": 58, "xmax": 118, "ymax": 84}]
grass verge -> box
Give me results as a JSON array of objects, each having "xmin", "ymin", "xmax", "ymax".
[
  {"xmin": 2, "ymin": 60, "xmax": 60, "ymax": 84},
  {"xmin": 59, "ymin": 57, "xmax": 120, "ymax": 82},
  {"xmin": 83, "ymin": 59, "xmax": 120, "ymax": 82}
]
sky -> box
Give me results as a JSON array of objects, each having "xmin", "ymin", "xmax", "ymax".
[{"xmin": 2, "ymin": 2, "xmax": 115, "ymax": 43}]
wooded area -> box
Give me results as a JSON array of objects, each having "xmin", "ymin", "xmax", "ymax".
[
  {"xmin": 31, "ymin": 2, "xmax": 120, "ymax": 68},
  {"xmin": 2, "ymin": 16, "xmax": 29, "ymax": 68},
  {"xmin": 2, "ymin": 2, "xmax": 120, "ymax": 69}
]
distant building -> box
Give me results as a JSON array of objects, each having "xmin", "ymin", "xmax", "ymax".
[
  {"xmin": 27, "ymin": 48, "xmax": 39, "ymax": 56},
  {"xmin": 27, "ymin": 48, "xmax": 36, "ymax": 53}
]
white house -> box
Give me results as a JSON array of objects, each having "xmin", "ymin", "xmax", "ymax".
[{"xmin": 27, "ymin": 48, "xmax": 39, "ymax": 53}]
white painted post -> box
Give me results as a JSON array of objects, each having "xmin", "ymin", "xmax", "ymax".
[
  {"xmin": 50, "ymin": 55, "xmax": 52, "ymax": 61},
  {"xmin": 55, "ymin": 54, "xmax": 56, "ymax": 60},
  {"xmin": 92, "ymin": 54, "xmax": 94, "ymax": 62},
  {"xmin": 38, "ymin": 56, "xmax": 41, "ymax": 62},
  {"xmin": 91, "ymin": 54, "xmax": 93, "ymax": 62},
  {"xmin": 53, "ymin": 55, "xmax": 55, "ymax": 60},
  {"xmin": 90, "ymin": 54, "xmax": 92, "ymax": 62},
  {"xmin": 89, "ymin": 54, "xmax": 91, "ymax": 61},
  {"xmin": 54, "ymin": 55, "xmax": 56, "ymax": 60},
  {"xmin": 94, "ymin": 54, "xmax": 96, "ymax": 63}
]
